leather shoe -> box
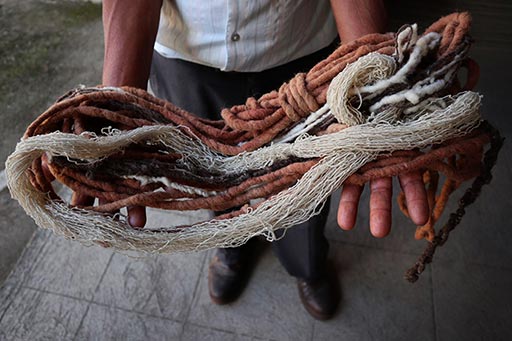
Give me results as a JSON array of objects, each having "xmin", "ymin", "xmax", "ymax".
[
  {"xmin": 208, "ymin": 253, "xmax": 250, "ymax": 305},
  {"xmin": 208, "ymin": 240, "xmax": 263, "ymax": 305},
  {"xmin": 297, "ymin": 273, "xmax": 340, "ymax": 320}
]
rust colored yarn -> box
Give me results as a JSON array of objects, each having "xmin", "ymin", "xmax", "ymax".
[{"xmin": 17, "ymin": 12, "xmax": 502, "ymax": 282}]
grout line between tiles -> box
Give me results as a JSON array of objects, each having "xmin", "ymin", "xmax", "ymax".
[
  {"xmin": 22, "ymin": 285, "xmax": 91, "ymax": 303},
  {"xmin": 17, "ymin": 284, "xmax": 188, "ymax": 335},
  {"xmin": 72, "ymin": 252, "xmax": 114, "ymax": 341},
  {"xmin": 0, "ymin": 230, "xmax": 52, "ymax": 324},
  {"xmin": 0, "ymin": 284, "xmax": 25, "ymax": 325},
  {"xmin": 179, "ymin": 251, "xmax": 209, "ymax": 341},
  {"xmin": 185, "ymin": 321, "xmax": 278, "ymax": 341}
]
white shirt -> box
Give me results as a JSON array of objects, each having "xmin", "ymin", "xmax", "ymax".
[{"xmin": 155, "ymin": 0, "xmax": 338, "ymax": 72}]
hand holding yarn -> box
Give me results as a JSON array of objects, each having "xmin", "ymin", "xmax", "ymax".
[{"xmin": 338, "ymin": 172, "xmax": 429, "ymax": 238}]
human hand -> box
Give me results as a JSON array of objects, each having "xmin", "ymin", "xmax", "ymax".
[
  {"xmin": 99, "ymin": 0, "xmax": 163, "ymax": 229},
  {"xmin": 71, "ymin": 197, "xmax": 147, "ymax": 228},
  {"xmin": 337, "ymin": 172, "xmax": 429, "ymax": 238}
]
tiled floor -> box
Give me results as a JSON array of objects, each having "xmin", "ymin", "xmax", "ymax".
[{"xmin": 1, "ymin": 198, "xmax": 512, "ymax": 340}]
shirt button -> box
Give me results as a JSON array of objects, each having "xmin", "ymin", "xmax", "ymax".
[{"xmin": 231, "ymin": 32, "xmax": 240, "ymax": 42}]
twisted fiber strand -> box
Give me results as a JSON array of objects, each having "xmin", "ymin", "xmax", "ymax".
[
  {"xmin": 48, "ymin": 156, "xmax": 317, "ymax": 212},
  {"xmin": 405, "ymin": 122, "xmax": 503, "ymax": 282},
  {"xmin": 51, "ymin": 152, "xmax": 307, "ymax": 191},
  {"xmin": 347, "ymin": 133, "xmax": 489, "ymax": 187}
]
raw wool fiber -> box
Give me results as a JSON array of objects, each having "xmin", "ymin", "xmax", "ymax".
[{"xmin": 5, "ymin": 13, "xmax": 502, "ymax": 281}]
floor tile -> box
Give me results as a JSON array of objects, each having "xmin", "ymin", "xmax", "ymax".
[
  {"xmin": 20, "ymin": 232, "xmax": 113, "ymax": 300},
  {"xmin": 91, "ymin": 208, "xmax": 210, "ymax": 321},
  {"xmin": 0, "ymin": 282, "xmax": 17, "ymax": 320},
  {"xmin": 0, "ymin": 191, "xmax": 37, "ymax": 284},
  {"xmin": 5, "ymin": 229, "xmax": 51, "ymax": 286},
  {"xmin": 187, "ymin": 248, "xmax": 315, "ymax": 341},
  {"xmin": 0, "ymin": 287, "xmax": 88, "ymax": 341},
  {"xmin": 93, "ymin": 250, "xmax": 207, "ymax": 321},
  {"xmin": 181, "ymin": 323, "xmax": 262, "ymax": 341},
  {"xmin": 433, "ymin": 260, "xmax": 512, "ymax": 341},
  {"xmin": 312, "ymin": 242, "xmax": 435, "ymax": 341},
  {"xmin": 74, "ymin": 303, "xmax": 182, "ymax": 341}
]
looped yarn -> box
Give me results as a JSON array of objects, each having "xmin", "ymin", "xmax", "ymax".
[
  {"xmin": 327, "ymin": 53, "xmax": 396, "ymax": 126},
  {"xmin": 278, "ymin": 73, "xmax": 320, "ymax": 121}
]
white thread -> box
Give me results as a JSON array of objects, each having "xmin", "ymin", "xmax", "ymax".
[{"xmin": 326, "ymin": 52, "xmax": 396, "ymax": 125}]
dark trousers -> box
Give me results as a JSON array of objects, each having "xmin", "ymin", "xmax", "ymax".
[{"xmin": 150, "ymin": 44, "xmax": 335, "ymax": 280}]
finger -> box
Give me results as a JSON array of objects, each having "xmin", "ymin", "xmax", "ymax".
[
  {"xmin": 71, "ymin": 192, "xmax": 95, "ymax": 207},
  {"xmin": 399, "ymin": 172, "xmax": 429, "ymax": 226},
  {"xmin": 369, "ymin": 177, "xmax": 392, "ymax": 238},
  {"xmin": 128, "ymin": 205, "xmax": 146, "ymax": 228},
  {"xmin": 337, "ymin": 184, "xmax": 363, "ymax": 230}
]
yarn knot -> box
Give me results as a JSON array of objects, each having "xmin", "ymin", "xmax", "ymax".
[{"xmin": 278, "ymin": 73, "xmax": 320, "ymax": 121}]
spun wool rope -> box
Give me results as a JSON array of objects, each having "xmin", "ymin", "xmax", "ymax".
[{"xmin": 5, "ymin": 13, "xmax": 501, "ymax": 281}]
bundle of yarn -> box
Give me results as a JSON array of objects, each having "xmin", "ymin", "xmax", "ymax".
[{"xmin": 6, "ymin": 13, "xmax": 502, "ymax": 282}]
